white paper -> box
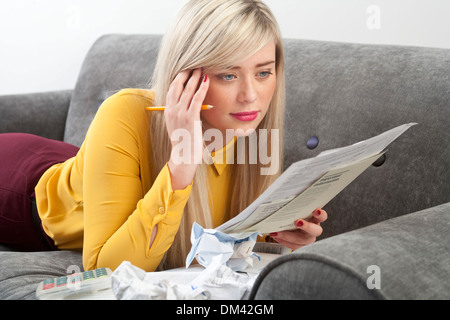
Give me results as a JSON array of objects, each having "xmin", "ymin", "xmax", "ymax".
[
  {"xmin": 185, "ymin": 222, "xmax": 259, "ymax": 271},
  {"xmin": 111, "ymin": 259, "xmax": 256, "ymax": 300},
  {"xmin": 216, "ymin": 123, "xmax": 417, "ymax": 234},
  {"xmin": 243, "ymin": 152, "xmax": 384, "ymax": 233}
]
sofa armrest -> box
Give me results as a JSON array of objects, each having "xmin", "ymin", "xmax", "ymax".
[
  {"xmin": 0, "ymin": 90, "xmax": 73, "ymax": 141},
  {"xmin": 250, "ymin": 202, "xmax": 450, "ymax": 300}
]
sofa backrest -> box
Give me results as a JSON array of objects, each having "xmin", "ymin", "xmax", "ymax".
[
  {"xmin": 64, "ymin": 34, "xmax": 162, "ymax": 148},
  {"xmin": 65, "ymin": 34, "xmax": 450, "ymax": 238},
  {"xmin": 281, "ymin": 39, "xmax": 450, "ymax": 238}
]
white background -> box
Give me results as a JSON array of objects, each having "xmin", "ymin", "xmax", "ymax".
[{"xmin": 1, "ymin": 0, "xmax": 449, "ymax": 95}]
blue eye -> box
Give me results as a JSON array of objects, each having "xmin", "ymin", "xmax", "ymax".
[
  {"xmin": 222, "ymin": 74, "xmax": 236, "ymax": 81},
  {"xmin": 258, "ymin": 71, "xmax": 272, "ymax": 78}
]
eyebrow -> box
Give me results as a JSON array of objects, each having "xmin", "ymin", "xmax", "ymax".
[{"xmin": 227, "ymin": 60, "xmax": 276, "ymax": 70}]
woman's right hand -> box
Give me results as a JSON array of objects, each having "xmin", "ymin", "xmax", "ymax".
[{"xmin": 165, "ymin": 68, "xmax": 209, "ymax": 190}]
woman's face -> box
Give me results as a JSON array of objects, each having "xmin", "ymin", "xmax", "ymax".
[{"xmin": 201, "ymin": 41, "xmax": 277, "ymax": 145}]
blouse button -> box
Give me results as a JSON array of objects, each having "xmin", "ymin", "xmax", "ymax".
[
  {"xmin": 307, "ymin": 136, "xmax": 319, "ymax": 150},
  {"xmin": 158, "ymin": 207, "xmax": 165, "ymax": 214},
  {"xmin": 372, "ymin": 153, "xmax": 386, "ymax": 167}
]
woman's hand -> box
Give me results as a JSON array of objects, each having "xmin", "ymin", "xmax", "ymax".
[
  {"xmin": 165, "ymin": 68, "xmax": 209, "ymax": 190},
  {"xmin": 269, "ymin": 208, "xmax": 328, "ymax": 250}
]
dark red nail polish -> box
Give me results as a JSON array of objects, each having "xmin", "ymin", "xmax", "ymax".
[
  {"xmin": 203, "ymin": 74, "xmax": 208, "ymax": 82},
  {"xmin": 315, "ymin": 209, "xmax": 321, "ymax": 216},
  {"xmin": 296, "ymin": 220, "xmax": 304, "ymax": 227},
  {"xmin": 269, "ymin": 232, "xmax": 278, "ymax": 237}
]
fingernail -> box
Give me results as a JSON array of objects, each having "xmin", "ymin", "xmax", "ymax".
[
  {"xmin": 203, "ymin": 74, "xmax": 208, "ymax": 82},
  {"xmin": 295, "ymin": 220, "xmax": 304, "ymax": 227},
  {"xmin": 269, "ymin": 232, "xmax": 278, "ymax": 237},
  {"xmin": 314, "ymin": 209, "xmax": 321, "ymax": 216}
]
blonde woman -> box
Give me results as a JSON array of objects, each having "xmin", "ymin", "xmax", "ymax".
[{"xmin": 0, "ymin": 0, "xmax": 327, "ymax": 272}]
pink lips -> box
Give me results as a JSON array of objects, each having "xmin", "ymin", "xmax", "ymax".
[{"xmin": 230, "ymin": 111, "xmax": 259, "ymax": 121}]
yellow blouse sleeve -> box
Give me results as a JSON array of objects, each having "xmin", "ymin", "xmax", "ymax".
[{"xmin": 82, "ymin": 91, "xmax": 191, "ymax": 272}]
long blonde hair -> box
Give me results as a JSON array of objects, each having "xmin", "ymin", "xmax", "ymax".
[{"xmin": 149, "ymin": 0, "xmax": 285, "ymax": 269}]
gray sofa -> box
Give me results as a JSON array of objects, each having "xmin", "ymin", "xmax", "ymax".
[{"xmin": 1, "ymin": 34, "xmax": 449, "ymax": 300}]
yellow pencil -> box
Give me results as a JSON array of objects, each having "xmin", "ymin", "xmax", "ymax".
[{"xmin": 146, "ymin": 105, "xmax": 215, "ymax": 111}]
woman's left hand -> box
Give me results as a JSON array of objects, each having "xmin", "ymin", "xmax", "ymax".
[{"xmin": 269, "ymin": 208, "xmax": 328, "ymax": 251}]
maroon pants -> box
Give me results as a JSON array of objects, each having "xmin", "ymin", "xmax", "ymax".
[{"xmin": 0, "ymin": 133, "xmax": 79, "ymax": 251}]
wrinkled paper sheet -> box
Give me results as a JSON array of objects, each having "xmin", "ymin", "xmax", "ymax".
[{"xmin": 111, "ymin": 223, "xmax": 264, "ymax": 300}]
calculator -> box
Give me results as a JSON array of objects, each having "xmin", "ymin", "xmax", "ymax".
[{"xmin": 35, "ymin": 267, "xmax": 114, "ymax": 300}]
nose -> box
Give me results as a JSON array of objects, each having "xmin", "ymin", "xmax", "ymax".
[{"xmin": 237, "ymin": 77, "xmax": 257, "ymax": 104}]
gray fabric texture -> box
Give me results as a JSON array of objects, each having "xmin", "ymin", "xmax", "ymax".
[
  {"xmin": 0, "ymin": 250, "xmax": 83, "ymax": 300},
  {"xmin": 250, "ymin": 202, "xmax": 450, "ymax": 300},
  {"xmin": 0, "ymin": 90, "xmax": 73, "ymax": 141},
  {"xmin": 281, "ymin": 39, "xmax": 450, "ymax": 238},
  {"xmin": 63, "ymin": 34, "xmax": 161, "ymax": 147}
]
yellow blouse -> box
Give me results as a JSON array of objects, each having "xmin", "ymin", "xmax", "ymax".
[{"xmin": 35, "ymin": 88, "xmax": 235, "ymax": 272}]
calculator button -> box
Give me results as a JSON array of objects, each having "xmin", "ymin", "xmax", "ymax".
[
  {"xmin": 95, "ymin": 268, "xmax": 107, "ymax": 277},
  {"xmin": 82, "ymin": 270, "xmax": 95, "ymax": 280},
  {"xmin": 42, "ymin": 278, "xmax": 55, "ymax": 290},
  {"xmin": 56, "ymin": 276, "xmax": 68, "ymax": 287},
  {"xmin": 68, "ymin": 274, "xmax": 81, "ymax": 283},
  {"xmin": 43, "ymin": 283, "xmax": 54, "ymax": 290}
]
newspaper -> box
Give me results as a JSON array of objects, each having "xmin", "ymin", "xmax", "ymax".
[{"xmin": 216, "ymin": 123, "xmax": 417, "ymax": 234}]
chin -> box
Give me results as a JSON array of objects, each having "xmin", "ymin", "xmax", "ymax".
[{"xmin": 232, "ymin": 127, "xmax": 257, "ymax": 137}]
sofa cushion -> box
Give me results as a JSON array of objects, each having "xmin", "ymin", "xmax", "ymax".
[
  {"xmin": 64, "ymin": 34, "xmax": 162, "ymax": 148},
  {"xmin": 250, "ymin": 202, "xmax": 450, "ymax": 300},
  {"xmin": 0, "ymin": 90, "xmax": 72, "ymax": 140},
  {"xmin": 282, "ymin": 39, "xmax": 450, "ymax": 238},
  {"xmin": 0, "ymin": 250, "xmax": 82, "ymax": 300}
]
